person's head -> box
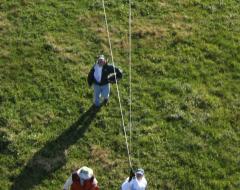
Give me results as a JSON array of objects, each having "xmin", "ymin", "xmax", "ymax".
[
  {"xmin": 79, "ymin": 166, "xmax": 94, "ymax": 181},
  {"xmin": 97, "ymin": 55, "xmax": 107, "ymax": 66},
  {"xmin": 135, "ymin": 168, "xmax": 144, "ymax": 180}
]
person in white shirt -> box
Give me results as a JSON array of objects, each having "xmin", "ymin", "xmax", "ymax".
[{"xmin": 121, "ymin": 168, "xmax": 147, "ymax": 190}]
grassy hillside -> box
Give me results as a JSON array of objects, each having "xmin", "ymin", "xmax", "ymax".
[{"xmin": 0, "ymin": 0, "xmax": 239, "ymax": 189}]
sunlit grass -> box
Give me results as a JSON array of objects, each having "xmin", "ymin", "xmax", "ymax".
[{"xmin": 0, "ymin": 0, "xmax": 239, "ymax": 189}]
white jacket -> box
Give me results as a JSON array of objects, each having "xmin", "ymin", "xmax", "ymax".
[{"xmin": 121, "ymin": 177, "xmax": 147, "ymax": 190}]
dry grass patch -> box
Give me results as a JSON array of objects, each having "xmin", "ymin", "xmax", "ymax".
[
  {"xmin": 77, "ymin": 13, "xmax": 104, "ymax": 29},
  {"xmin": 133, "ymin": 21, "xmax": 167, "ymax": 39},
  {"xmin": 90, "ymin": 145, "xmax": 115, "ymax": 169},
  {"xmin": 77, "ymin": 13, "xmax": 127, "ymax": 50},
  {"xmin": 44, "ymin": 34, "xmax": 64, "ymax": 53},
  {"xmin": 77, "ymin": 13, "xmax": 107, "ymax": 39},
  {"xmin": 170, "ymin": 13, "xmax": 194, "ymax": 38},
  {"xmin": 0, "ymin": 48, "xmax": 10, "ymax": 59},
  {"xmin": 44, "ymin": 34, "xmax": 80, "ymax": 63},
  {"xmin": 0, "ymin": 12, "xmax": 11, "ymax": 34}
]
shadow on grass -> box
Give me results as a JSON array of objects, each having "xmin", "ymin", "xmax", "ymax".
[{"xmin": 11, "ymin": 105, "xmax": 101, "ymax": 190}]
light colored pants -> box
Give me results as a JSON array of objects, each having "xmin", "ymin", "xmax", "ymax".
[{"xmin": 93, "ymin": 83, "xmax": 110, "ymax": 106}]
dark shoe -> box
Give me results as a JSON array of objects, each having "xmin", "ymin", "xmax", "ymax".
[
  {"xmin": 93, "ymin": 104, "xmax": 101, "ymax": 110},
  {"xmin": 102, "ymin": 99, "xmax": 109, "ymax": 106}
]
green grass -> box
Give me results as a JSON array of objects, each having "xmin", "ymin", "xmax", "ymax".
[{"xmin": 0, "ymin": 0, "xmax": 240, "ymax": 189}]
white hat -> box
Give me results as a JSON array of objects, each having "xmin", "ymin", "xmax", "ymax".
[
  {"xmin": 135, "ymin": 168, "xmax": 144, "ymax": 176},
  {"xmin": 79, "ymin": 166, "xmax": 93, "ymax": 180},
  {"xmin": 98, "ymin": 55, "xmax": 105, "ymax": 61}
]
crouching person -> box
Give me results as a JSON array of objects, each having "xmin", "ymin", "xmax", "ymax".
[{"xmin": 63, "ymin": 166, "xmax": 99, "ymax": 190}]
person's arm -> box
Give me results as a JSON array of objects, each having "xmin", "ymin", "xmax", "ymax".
[
  {"xmin": 128, "ymin": 168, "xmax": 135, "ymax": 182},
  {"xmin": 87, "ymin": 67, "xmax": 94, "ymax": 86},
  {"xmin": 88, "ymin": 177, "xmax": 99, "ymax": 190},
  {"xmin": 63, "ymin": 176, "xmax": 72, "ymax": 190},
  {"xmin": 115, "ymin": 67, "xmax": 122, "ymax": 80},
  {"xmin": 108, "ymin": 65, "xmax": 123, "ymax": 83},
  {"xmin": 144, "ymin": 180, "xmax": 147, "ymax": 190}
]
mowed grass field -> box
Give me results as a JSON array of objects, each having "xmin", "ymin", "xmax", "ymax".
[{"xmin": 0, "ymin": 0, "xmax": 240, "ymax": 189}]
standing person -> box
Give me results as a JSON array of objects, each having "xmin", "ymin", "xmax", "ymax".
[
  {"xmin": 87, "ymin": 55, "xmax": 122, "ymax": 107},
  {"xmin": 63, "ymin": 166, "xmax": 99, "ymax": 190},
  {"xmin": 121, "ymin": 168, "xmax": 147, "ymax": 190}
]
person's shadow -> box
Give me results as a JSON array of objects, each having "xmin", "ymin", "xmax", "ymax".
[{"xmin": 11, "ymin": 105, "xmax": 100, "ymax": 190}]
